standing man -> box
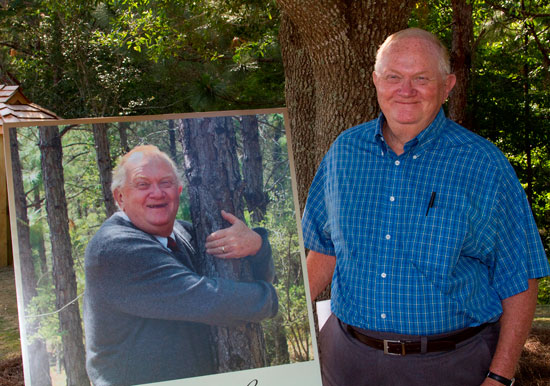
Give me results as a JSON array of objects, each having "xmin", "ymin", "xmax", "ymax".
[
  {"xmin": 84, "ymin": 145, "xmax": 278, "ymax": 386},
  {"xmin": 302, "ymin": 28, "xmax": 549, "ymax": 386}
]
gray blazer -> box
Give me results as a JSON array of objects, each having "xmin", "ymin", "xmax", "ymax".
[{"xmin": 84, "ymin": 212, "xmax": 278, "ymax": 385}]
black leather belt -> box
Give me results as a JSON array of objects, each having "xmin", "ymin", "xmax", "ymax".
[{"xmin": 346, "ymin": 323, "xmax": 489, "ymax": 356}]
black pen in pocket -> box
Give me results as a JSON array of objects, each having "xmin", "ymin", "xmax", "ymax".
[{"xmin": 426, "ymin": 192, "xmax": 436, "ymax": 216}]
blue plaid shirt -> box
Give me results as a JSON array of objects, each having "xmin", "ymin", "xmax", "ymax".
[{"xmin": 302, "ymin": 109, "xmax": 549, "ymax": 335}]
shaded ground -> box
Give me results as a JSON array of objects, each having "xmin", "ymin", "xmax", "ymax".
[
  {"xmin": 0, "ymin": 267, "xmax": 23, "ymax": 386},
  {"xmin": 1, "ymin": 265, "xmax": 549, "ymax": 385},
  {"xmin": 0, "ymin": 358, "xmax": 23, "ymax": 386},
  {"xmin": 0, "ymin": 267, "xmax": 20, "ymax": 362},
  {"xmin": 516, "ymin": 326, "xmax": 550, "ymax": 385}
]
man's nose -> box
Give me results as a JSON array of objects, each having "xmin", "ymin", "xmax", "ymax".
[
  {"xmin": 398, "ymin": 78, "xmax": 416, "ymax": 95},
  {"xmin": 148, "ymin": 183, "xmax": 165, "ymax": 197}
]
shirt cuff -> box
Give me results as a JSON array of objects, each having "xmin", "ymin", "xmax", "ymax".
[{"xmin": 247, "ymin": 227, "xmax": 275, "ymax": 283}]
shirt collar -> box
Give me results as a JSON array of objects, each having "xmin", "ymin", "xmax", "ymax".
[
  {"xmin": 117, "ymin": 211, "xmax": 174, "ymax": 250},
  {"xmin": 374, "ymin": 108, "xmax": 446, "ymax": 155}
]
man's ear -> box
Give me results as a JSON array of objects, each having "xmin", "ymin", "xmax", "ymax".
[
  {"xmin": 113, "ymin": 188, "xmax": 124, "ymax": 209},
  {"xmin": 444, "ymin": 73, "xmax": 457, "ymax": 99}
]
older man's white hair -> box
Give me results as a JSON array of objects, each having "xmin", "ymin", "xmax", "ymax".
[{"xmin": 374, "ymin": 28, "xmax": 451, "ymax": 77}]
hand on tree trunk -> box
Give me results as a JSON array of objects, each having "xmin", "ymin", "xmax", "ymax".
[{"xmin": 205, "ymin": 210, "xmax": 262, "ymax": 258}]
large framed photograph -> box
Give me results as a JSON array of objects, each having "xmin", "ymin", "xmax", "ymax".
[{"xmin": 3, "ymin": 108, "xmax": 321, "ymax": 385}]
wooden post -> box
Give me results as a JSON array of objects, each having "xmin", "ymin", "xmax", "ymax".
[{"xmin": 1, "ymin": 129, "xmax": 13, "ymax": 267}]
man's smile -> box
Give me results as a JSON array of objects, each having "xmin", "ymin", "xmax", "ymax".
[{"xmin": 147, "ymin": 203, "xmax": 168, "ymax": 209}]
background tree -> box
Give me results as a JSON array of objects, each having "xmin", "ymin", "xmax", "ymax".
[
  {"xmin": 276, "ymin": 0, "xmax": 416, "ymax": 209},
  {"xmin": 39, "ymin": 126, "xmax": 89, "ymax": 386},
  {"xmin": 32, "ymin": 186, "xmax": 49, "ymax": 276},
  {"xmin": 92, "ymin": 123, "xmax": 117, "ymax": 217},
  {"xmin": 241, "ymin": 115, "xmax": 269, "ymax": 222},
  {"xmin": 9, "ymin": 127, "xmax": 52, "ymax": 386},
  {"xmin": 178, "ymin": 116, "xmax": 267, "ymax": 371},
  {"xmin": 255, "ymin": 113, "xmax": 301, "ymax": 365},
  {"xmin": 449, "ymin": 0, "xmax": 473, "ymax": 128}
]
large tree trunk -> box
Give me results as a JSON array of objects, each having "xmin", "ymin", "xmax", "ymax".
[
  {"xmin": 277, "ymin": 0, "xmax": 414, "ymax": 210},
  {"xmin": 92, "ymin": 123, "xmax": 117, "ymax": 217},
  {"xmin": 278, "ymin": 13, "xmax": 317, "ymax": 213},
  {"xmin": 39, "ymin": 126, "xmax": 89, "ymax": 386},
  {"xmin": 240, "ymin": 115, "xmax": 268, "ymax": 223},
  {"xmin": 450, "ymin": 0, "xmax": 473, "ymax": 129},
  {"xmin": 178, "ymin": 116, "xmax": 267, "ymax": 372},
  {"xmin": 9, "ymin": 127, "xmax": 52, "ymax": 386}
]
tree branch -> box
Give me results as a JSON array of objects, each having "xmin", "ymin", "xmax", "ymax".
[
  {"xmin": 486, "ymin": 0, "xmax": 550, "ymax": 18},
  {"xmin": 525, "ymin": 22, "xmax": 550, "ymax": 70}
]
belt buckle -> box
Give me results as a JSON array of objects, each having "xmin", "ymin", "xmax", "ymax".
[{"xmin": 383, "ymin": 339, "xmax": 406, "ymax": 356}]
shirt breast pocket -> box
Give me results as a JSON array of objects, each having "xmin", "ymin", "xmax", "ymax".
[{"xmin": 407, "ymin": 206, "xmax": 468, "ymax": 288}]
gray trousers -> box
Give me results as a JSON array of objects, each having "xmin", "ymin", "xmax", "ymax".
[{"xmin": 319, "ymin": 314, "xmax": 500, "ymax": 386}]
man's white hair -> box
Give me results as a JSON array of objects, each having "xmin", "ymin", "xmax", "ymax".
[
  {"xmin": 374, "ymin": 28, "xmax": 451, "ymax": 76},
  {"xmin": 111, "ymin": 145, "xmax": 183, "ymax": 197}
]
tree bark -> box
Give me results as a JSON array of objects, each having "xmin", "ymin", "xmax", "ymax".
[
  {"xmin": 278, "ymin": 13, "xmax": 317, "ymax": 212},
  {"xmin": 39, "ymin": 126, "xmax": 89, "ymax": 386},
  {"xmin": 240, "ymin": 115, "xmax": 268, "ymax": 223},
  {"xmin": 277, "ymin": 0, "xmax": 414, "ymax": 211},
  {"xmin": 450, "ymin": 0, "xmax": 473, "ymax": 129},
  {"xmin": 117, "ymin": 121, "xmax": 130, "ymax": 154},
  {"xmin": 168, "ymin": 119, "xmax": 178, "ymax": 164},
  {"xmin": 9, "ymin": 127, "xmax": 52, "ymax": 386},
  {"xmin": 178, "ymin": 116, "xmax": 267, "ymax": 372},
  {"xmin": 33, "ymin": 187, "xmax": 48, "ymax": 276},
  {"xmin": 92, "ymin": 123, "xmax": 117, "ymax": 217}
]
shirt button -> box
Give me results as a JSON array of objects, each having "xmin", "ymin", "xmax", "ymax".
[
  {"xmin": 385, "ymin": 234, "xmax": 391, "ymax": 240},
  {"xmin": 381, "ymin": 313, "xmax": 387, "ymax": 319},
  {"xmin": 381, "ymin": 273, "xmax": 387, "ymax": 278},
  {"xmin": 389, "ymin": 196, "xmax": 395, "ymax": 202},
  {"xmin": 395, "ymin": 160, "xmax": 400, "ymax": 166}
]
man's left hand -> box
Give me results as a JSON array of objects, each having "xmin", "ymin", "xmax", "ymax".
[{"xmin": 205, "ymin": 210, "xmax": 262, "ymax": 259}]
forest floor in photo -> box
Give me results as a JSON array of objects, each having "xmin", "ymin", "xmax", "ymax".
[{"xmin": 1, "ymin": 265, "xmax": 549, "ymax": 385}]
